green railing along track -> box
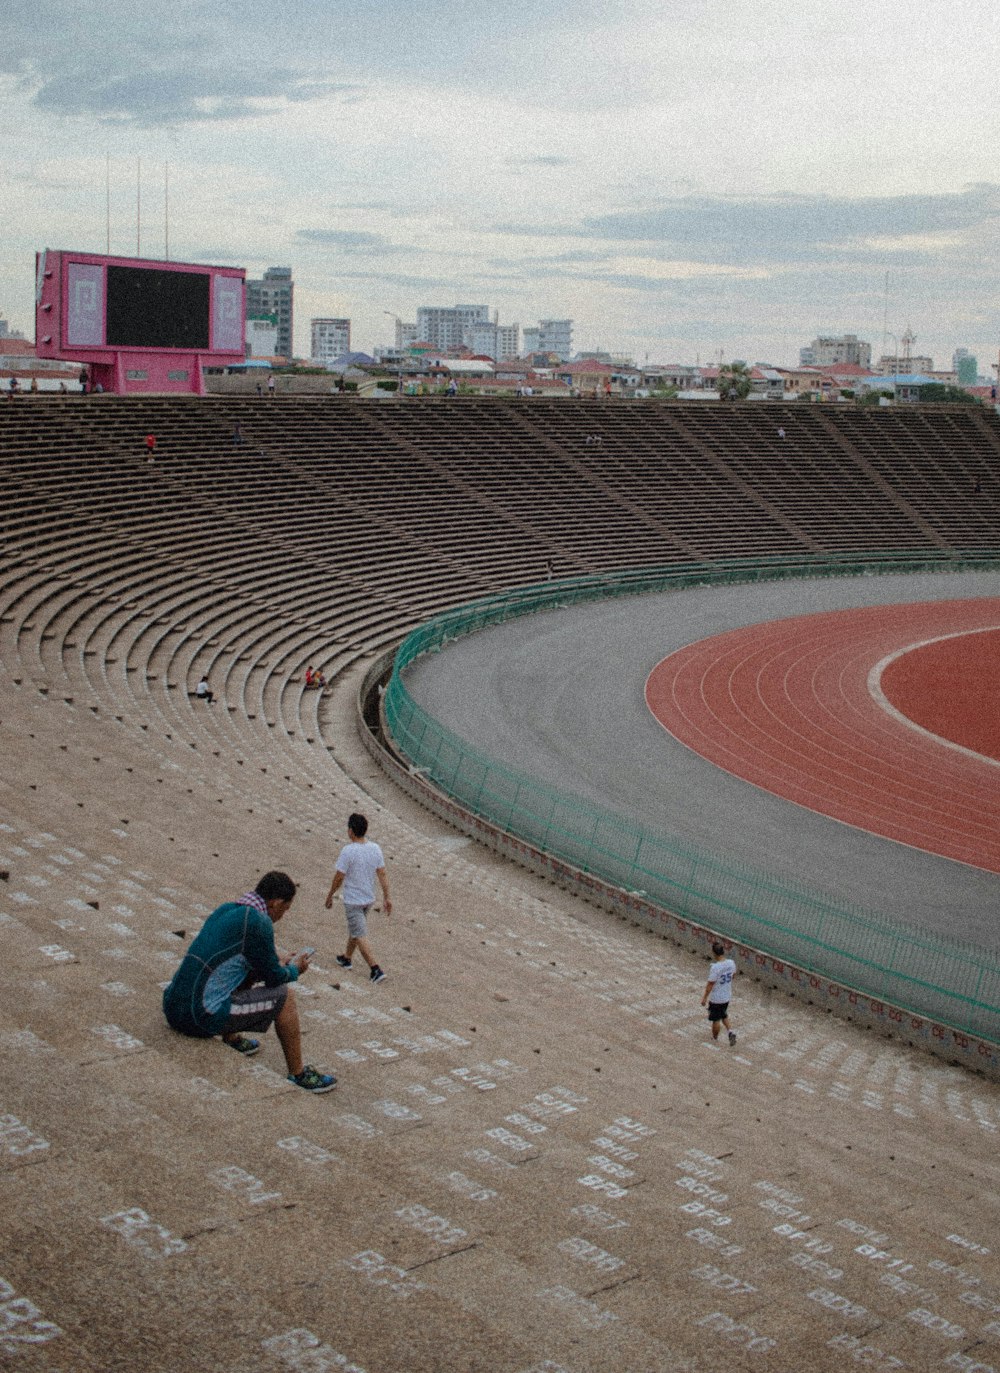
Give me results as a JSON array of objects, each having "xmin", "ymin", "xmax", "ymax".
[{"xmin": 384, "ymin": 550, "xmax": 1000, "ymax": 1043}]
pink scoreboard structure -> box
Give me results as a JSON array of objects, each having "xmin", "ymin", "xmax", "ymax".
[{"xmin": 35, "ymin": 249, "xmax": 246, "ymax": 395}]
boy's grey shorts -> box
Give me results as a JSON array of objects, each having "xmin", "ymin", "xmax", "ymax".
[{"xmin": 345, "ymin": 904, "xmax": 370, "ymax": 939}]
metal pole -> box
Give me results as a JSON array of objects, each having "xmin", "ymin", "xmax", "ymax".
[{"xmin": 888, "ymin": 333, "xmax": 898, "ymax": 404}]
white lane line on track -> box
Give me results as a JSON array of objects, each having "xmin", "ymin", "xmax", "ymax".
[
  {"xmin": 648, "ymin": 611, "xmax": 1000, "ymax": 866},
  {"xmin": 867, "ymin": 626, "xmax": 1000, "ymax": 772}
]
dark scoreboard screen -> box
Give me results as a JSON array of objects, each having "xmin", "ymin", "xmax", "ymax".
[{"xmin": 105, "ymin": 265, "xmax": 210, "ymax": 349}]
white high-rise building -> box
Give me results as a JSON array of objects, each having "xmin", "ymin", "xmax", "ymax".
[
  {"xmin": 311, "ymin": 318, "xmax": 352, "ymax": 364},
  {"xmin": 875, "ymin": 353, "xmax": 934, "ymax": 376},
  {"xmin": 799, "ymin": 334, "xmax": 871, "ymax": 368},
  {"xmin": 414, "ymin": 303, "xmax": 520, "ymax": 356},
  {"xmin": 521, "ymin": 320, "xmax": 573, "ymax": 360},
  {"xmin": 467, "ymin": 322, "xmax": 520, "ymax": 360},
  {"xmin": 416, "ymin": 304, "xmax": 489, "ymax": 350},
  {"xmin": 537, "ymin": 319, "xmax": 573, "ymax": 360},
  {"xmin": 246, "ymin": 315, "xmax": 278, "ymax": 358},
  {"xmin": 496, "ymin": 323, "xmax": 520, "ymax": 359}
]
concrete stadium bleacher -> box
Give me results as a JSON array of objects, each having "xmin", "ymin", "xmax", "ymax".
[{"xmin": 2, "ymin": 395, "xmax": 1000, "ymax": 1372}]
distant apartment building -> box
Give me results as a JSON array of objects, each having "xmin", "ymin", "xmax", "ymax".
[
  {"xmin": 245, "ymin": 315, "xmax": 278, "ymax": 358},
  {"xmin": 953, "ymin": 348, "xmax": 978, "ymax": 386},
  {"xmin": 523, "ymin": 319, "xmax": 574, "ymax": 360},
  {"xmin": 467, "ymin": 321, "xmax": 520, "ymax": 360},
  {"xmin": 311, "ymin": 318, "xmax": 351, "ymax": 365},
  {"xmin": 799, "ymin": 334, "xmax": 871, "ymax": 368},
  {"xmin": 875, "ymin": 353, "xmax": 934, "ymax": 376},
  {"xmin": 497, "ymin": 323, "xmax": 520, "ymax": 359},
  {"xmin": 246, "ymin": 267, "xmax": 294, "ymax": 360},
  {"xmin": 413, "ymin": 305, "xmax": 523, "ymax": 359},
  {"xmin": 416, "ymin": 304, "xmax": 490, "ymax": 350},
  {"xmin": 394, "ymin": 320, "xmax": 418, "ymax": 349},
  {"xmin": 537, "ymin": 319, "xmax": 573, "ymax": 360}
]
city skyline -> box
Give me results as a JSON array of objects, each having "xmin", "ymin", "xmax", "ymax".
[{"xmin": 3, "ymin": 1, "xmax": 1000, "ymax": 370}]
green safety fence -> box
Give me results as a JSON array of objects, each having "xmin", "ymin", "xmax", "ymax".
[{"xmin": 384, "ymin": 550, "xmax": 1000, "ymax": 1041}]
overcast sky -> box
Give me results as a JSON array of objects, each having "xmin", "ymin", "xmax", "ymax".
[{"xmin": 4, "ymin": 0, "xmax": 1000, "ymax": 370}]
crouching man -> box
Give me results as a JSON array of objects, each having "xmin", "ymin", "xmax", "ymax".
[{"xmin": 162, "ymin": 871, "xmax": 335, "ymax": 1093}]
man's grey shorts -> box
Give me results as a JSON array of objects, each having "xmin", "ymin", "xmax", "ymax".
[
  {"xmin": 221, "ymin": 983, "xmax": 288, "ymax": 1034},
  {"xmin": 345, "ymin": 903, "xmax": 370, "ymax": 939}
]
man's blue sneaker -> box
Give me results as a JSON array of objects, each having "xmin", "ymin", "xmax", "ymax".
[{"xmin": 289, "ymin": 1065, "xmax": 337, "ymax": 1093}]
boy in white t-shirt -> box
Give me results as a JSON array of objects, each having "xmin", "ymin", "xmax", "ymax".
[
  {"xmin": 701, "ymin": 940, "xmax": 737, "ymax": 1046},
  {"xmin": 324, "ymin": 812, "xmax": 392, "ymax": 983}
]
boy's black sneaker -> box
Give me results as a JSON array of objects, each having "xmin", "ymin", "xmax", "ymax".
[
  {"xmin": 335, "ymin": 955, "xmax": 352, "ymax": 969},
  {"xmin": 370, "ymin": 966, "xmax": 387, "ymax": 984}
]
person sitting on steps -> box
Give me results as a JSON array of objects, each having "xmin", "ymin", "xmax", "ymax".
[{"xmin": 162, "ymin": 870, "xmax": 336, "ymax": 1092}]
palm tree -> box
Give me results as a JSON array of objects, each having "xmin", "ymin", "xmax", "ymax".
[{"xmin": 717, "ymin": 361, "xmax": 753, "ymax": 401}]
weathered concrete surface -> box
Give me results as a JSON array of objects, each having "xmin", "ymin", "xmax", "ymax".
[{"xmin": 2, "ymin": 643, "xmax": 1000, "ymax": 1373}]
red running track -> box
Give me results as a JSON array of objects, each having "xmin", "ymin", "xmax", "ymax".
[{"xmin": 645, "ymin": 597, "xmax": 1000, "ymax": 873}]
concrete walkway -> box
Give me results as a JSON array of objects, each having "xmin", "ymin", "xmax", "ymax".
[{"xmin": 3, "ymin": 590, "xmax": 1000, "ymax": 1371}]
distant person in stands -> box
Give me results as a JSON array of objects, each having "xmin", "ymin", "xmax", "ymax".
[
  {"xmin": 974, "ymin": 476, "xmax": 983, "ymax": 494},
  {"xmin": 256, "ymin": 381, "xmax": 263, "ymax": 398},
  {"xmin": 8, "ymin": 377, "xmax": 19, "ymax": 397},
  {"xmin": 446, "ymin": 378, "xmax": 458, "ymax": 397},
  {"xmin": 195, "ymin": 675, "xmax": 214, "ymax": 704},
  {"xmin": 163, "ymin": 870, "xmax": 336, "ymax": 1092},
  {"xmin": 701, "ymin": 940, "xmax": 737, "ymax": 1046},
  {"xmin": 777, "ymin": 426, "xmax": 785, "ymax": 439},
  {"xmin": 305, "ymin": 667, "xmax": 315, "ymax": 688},
  {"xmin": 145, "ymin": 433, "xmax": 156, "ymax": 463},
  {"xmin": 325, "ymin": 812, "xmax": 392, "ymax": 983},
  {"xmin": 232, "ymin": 423, "xmax": 243, "ymax": 448},
  {"xmin": 29, "ymin": 377, "xmax": 38, "ymax": 393},
  {"xmin": 267, "ymin": 374, "xmax": 276, "ymax": 397}
]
